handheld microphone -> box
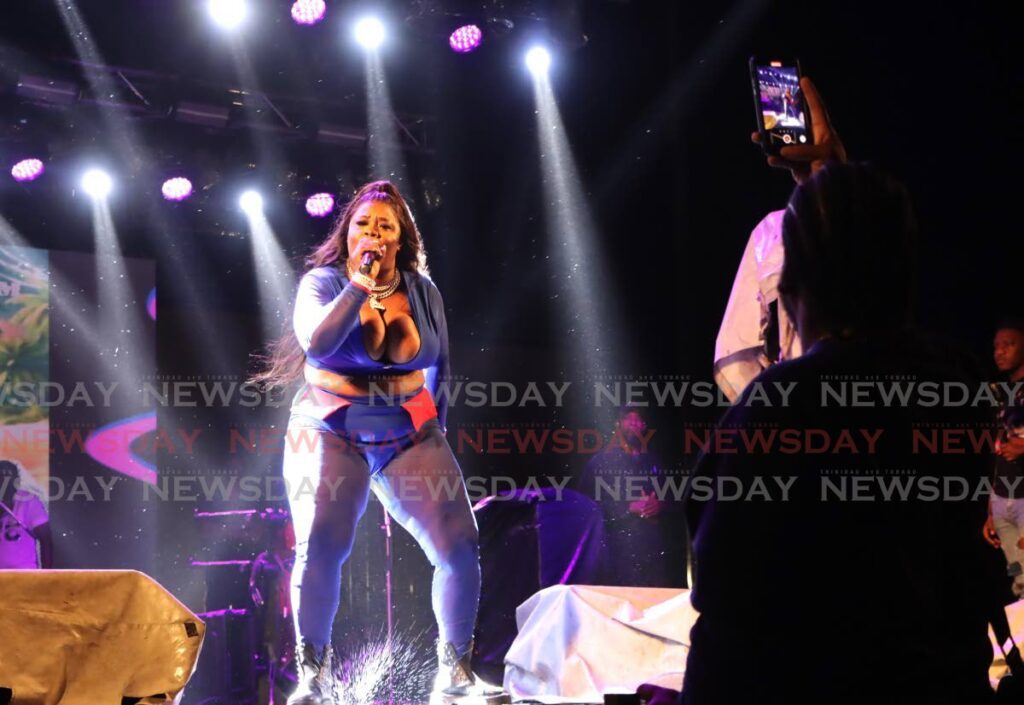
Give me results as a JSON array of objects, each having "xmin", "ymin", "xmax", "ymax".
[{"xmin": 359, "ymin": 250, "xmax": 378, "ymax": 275}]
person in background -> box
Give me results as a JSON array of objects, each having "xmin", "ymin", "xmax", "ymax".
[
  {"xmin": 713, "ymin": 75, "xmax": 848, "ymax": 402},
  {"xmin": 0, "ymin": 459, "xmax": 53, "ymax": 570},
  {"xmin": 576, "ymin": 406, "xmax": 685, "ymax": 588},
  {"xmin": 983, "ymin": 319, "xmax": 1024, "ymax": 598}
]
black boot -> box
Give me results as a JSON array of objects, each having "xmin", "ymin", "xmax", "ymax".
[{"xmin": 288, "ymin": 640, "xmax": 335, "ymax": 705}]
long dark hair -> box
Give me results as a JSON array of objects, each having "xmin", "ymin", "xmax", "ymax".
[
  {"xmin": 250, "ymin": 181, "xmax": 429, "ymax": 389},
  {"xmin": 778, "ymin": 161, "xmax": 918, "ymax": 340}
]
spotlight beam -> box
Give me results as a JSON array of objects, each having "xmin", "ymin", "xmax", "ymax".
[
  {"xmin": 205, "ymin": 4, "xmax": 298, "ymax": 370},
  {"xmin": 1, "ymin": 215, "xmax": 111, "ymax": 355},
  {"xmin": 222, "ymin": 29, "xmax": 294, "ymax": 219},
  {"xmin": 242, "ymin": 210, "xmax": 297, "ymax": 341},
  {"xmin": 54, "ymin": 0, "xmax": 233, "ymax": 376},
  {"xmin": 530, "ymin": 69, "xmax": 629, "ymax": 428},
  {"xmin": 364, "ymin": 52, "xmax": 408, "ymax": 187},
  {"xmin": 0, "ymin": 215, "xmax": 29, "ymax": 250},
  {"xmin": 90, "ymin": 199, "xmax": 149, "ymax": 394},
  {"xmin": 54, "ymin": 3, "xmax": 141, "ymax": 184},
  {"xmin": 593, "ymin": 0, "xmax": 768, "ymax": 199}
]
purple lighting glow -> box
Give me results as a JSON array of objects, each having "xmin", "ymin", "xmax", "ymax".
[
  {"xmin": 11, "ymin": 158, "xmax": 44, "ymax": 183},
  {"xmin": 161, "ymin": 177, "xmax": 193, "ymax": 202},
  {"xmin": 305, "ymin": 192, "xmax": 335, "ymax": 217},
  {"xmin": 291, "ymin": 0, "xmax": 326, "ymax": 26},
  {"xmin": 449, "ymin": 24, "xmax": 482, "ymax": 53}
]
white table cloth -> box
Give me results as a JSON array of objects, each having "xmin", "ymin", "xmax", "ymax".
[
  {"xmin": 503, "ymin": 585, "xmax": 694, "ymax": 703},
  {"xmin": 503, "ymin": 583, "xmax": 1024, "ymax": 700}
]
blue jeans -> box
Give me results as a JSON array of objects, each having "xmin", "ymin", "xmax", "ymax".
[{"xmin": 992, "ymin": 494, "xmax": 1024, "ymax": 597}]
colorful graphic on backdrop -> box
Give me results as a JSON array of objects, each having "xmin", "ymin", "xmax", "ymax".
[{"xmin": 0, "ymin": 246, "xmax": 50, "ymax": 490}]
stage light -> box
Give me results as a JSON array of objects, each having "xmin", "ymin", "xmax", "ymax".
[
  {"xmin": 11, "ymin": 158, "xmax": 45, "ymax": 183},
  {"xmin": 81, "ymin": 169, "xmax": 113, "ymax": 199},
  {"xmin": 291, "ymin": 0, "xmax": 326, "ymax": 26},
  {"xmin": 525, "ymin": 46, "xmax": 552, "ymax": 76},
  {"xmin": 161, "ymin": 177, "xmax": 193, "ymax": 202},
  {"xmin": 305, "ymin": 192, "xmax": 335, "ymax": 218},
  {"xmin": 239, "ymin": 190, "xmax": 263, "ymax": 214},
  {"xmin": 354, "ymin": 16, "xmax": 385, "ymax": 50},
  {"xmin": 208, "ymin": 0, "xmax": 247, "ymax": 29},
  {"xmin": 449, "ymin": 24, "xmax": 483, "ymax": 53}
]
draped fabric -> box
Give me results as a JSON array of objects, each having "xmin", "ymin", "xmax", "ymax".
[
  {"xmin": 503, "ymin": 585, "xmax": 691, "ymax": 702},
  {"xmin": 0, "ymin": 570, "xmax": 205, "ymax": 705}
]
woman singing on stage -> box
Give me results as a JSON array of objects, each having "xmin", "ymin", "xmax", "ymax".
[{"xmin": 254, "ymin": 181, "xmax": 486, "ymax": 705}]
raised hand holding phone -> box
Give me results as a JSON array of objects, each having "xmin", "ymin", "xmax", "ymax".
[{"xmin": 751, "ymin": 74, "xmax": 847, "ymax": 183}]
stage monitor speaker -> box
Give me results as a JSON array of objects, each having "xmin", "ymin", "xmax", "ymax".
[{"xmin": 0, "ymin": 570, "xmax": 205, "ymax": 705}]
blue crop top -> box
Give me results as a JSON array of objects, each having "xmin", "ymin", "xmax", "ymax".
[{"xmin": 293, "ymin": 266, "xmax": 450, "ymax": 428}]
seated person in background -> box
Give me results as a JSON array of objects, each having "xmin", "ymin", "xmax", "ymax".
[
  {"xmin": 0, "ymin": 460, "xmax": 53, "ymax": 570},
  {"xmin": 683, "ymin": 79, "xmax": 994, "ymax": 704}
]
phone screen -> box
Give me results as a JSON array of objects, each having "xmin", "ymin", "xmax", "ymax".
[{"xmin": 753, "ymin": 62, "xmax": 810, "ymax": 151}]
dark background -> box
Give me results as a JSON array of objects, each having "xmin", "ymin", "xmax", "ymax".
[{"xmin": 47, "ymin": 249, "xmax": 157, "ymax": 573}]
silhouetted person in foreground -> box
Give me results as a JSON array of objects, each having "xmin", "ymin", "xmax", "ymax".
[{"xmin": 682, "ymin": 81, "xmax": 995, "ymax": 704}]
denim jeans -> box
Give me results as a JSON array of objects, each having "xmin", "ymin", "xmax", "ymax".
[{"xmin": 992, "ymin": 494, "xmax": 1024, "ymax": 597}]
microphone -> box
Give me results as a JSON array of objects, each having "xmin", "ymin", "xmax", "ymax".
[{"xmin": 359, "ymin": 250, "xmax": 379, "ymax": 275}]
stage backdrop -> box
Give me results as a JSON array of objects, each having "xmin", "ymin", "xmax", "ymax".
[
  {"xmin": 0, "ymin": 244, "xmax": 157, "ymax": 572},
  {"xmin": 0, "ymin": 246, "xmax": 50, "ymax": 488}
]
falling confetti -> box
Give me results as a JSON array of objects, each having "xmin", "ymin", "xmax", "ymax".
[{"xmin": 331, "ymin": 628, "xmax": 437, "ymax": 705}]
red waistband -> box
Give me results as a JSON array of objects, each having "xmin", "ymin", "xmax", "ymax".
[{"xmin": 291, "ymin": 385, "xmax": 437, "ymax": 432}]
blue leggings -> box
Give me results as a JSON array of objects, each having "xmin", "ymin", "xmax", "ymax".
[{"xmin": 284, "ymin": 391, "xmax": 480, "ymax": 655}]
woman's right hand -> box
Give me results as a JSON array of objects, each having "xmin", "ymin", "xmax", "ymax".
[{"xmin": 349, "ymin": 235, "xmax": 386, "ymax": 281}]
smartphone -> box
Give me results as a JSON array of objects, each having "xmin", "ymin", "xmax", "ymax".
[{"xmin": 749, "ymin": 57, "xmax": 812, "ymax": 154}]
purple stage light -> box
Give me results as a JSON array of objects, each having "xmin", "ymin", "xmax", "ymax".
[
  {"xmin": 449, "ymin": 24, "xmax": 482, "ymax": 53},
  {"xmin": 305, "ymin": 192, "xmax": 335, "ymax": 217},
  {"xmin": 11, "ymin": 158, "xmax": 44, "ymax": 183},
  {"xmin": 161, "ymin": 177, "xmax": 193, "ymax": 202},
  {"xmin": 291, "ymin": 0, "xmax": 326, "ymax": 26}
]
